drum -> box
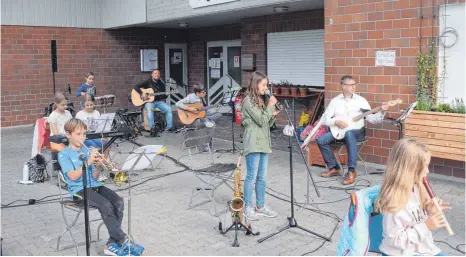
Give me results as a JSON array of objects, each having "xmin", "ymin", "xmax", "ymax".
[
  {"xmin": 104, "ymin": 94, "xmax": 115, "ymax": 107},
  {"xmin": 95, "ymin": 96, "xmax": 104, "ymax": 107}
]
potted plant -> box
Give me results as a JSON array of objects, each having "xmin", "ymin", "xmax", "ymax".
[
  {"xmin": 298, "ymin": 84, "xmax": 307, "ymax": 96},
  {"xmin": 289, "ymin": 82, "xmax": 298, "ymax": 97},
  {"xmin": 404, "ymin": 44, "xmax": 466, "ymax": 162},
  {"xmin": 279, "ymin": 80, "xmax": 290, "ymax": 96},
  {"xmin": 270, "ymin": 82, "xmax": 280, "ymax": 95}
]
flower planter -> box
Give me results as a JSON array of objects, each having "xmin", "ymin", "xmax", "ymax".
[
  {"xmin": 298, "ymin": 87, "xmax": 307, "ymax": 96},
  {"xmin": 306, "ymin": 141, "xmax": 347, "ymax": 167},
  {"xmin": 289, "ymin": 87, "xmax": 298, "ymax": 97},
  {"xmin": 271, "ymin": 86, "xmax": 280, "ymax": 95},
  {"xmin": 405, "ymin": 110, "xmax": 465, "ymax": 161},
  {"xmin": 280, "ymin": 87, "xmax": 289, "ymax": 96}
]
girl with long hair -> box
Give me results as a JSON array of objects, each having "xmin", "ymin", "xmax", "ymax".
[
  {"xmin": 241, "ymin": 71, "xmax": 281, "ymax": 221},
  {"xmin": 375, "ymin": 138, "xmax": 451, "ymax": 256},
  {"xmin": 49, "ymin": 92, "xmax": 73, "ymax": 136}
]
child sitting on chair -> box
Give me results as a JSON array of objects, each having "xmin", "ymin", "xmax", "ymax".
[
  {"xmin": 375, "ymin": 138, "xmax": 451, "ymax": 256},
  {"xmin": 176, "ymin": 83, "xmax": 222, "ymax": 128},
  {"xmin": 58, "ymin": 118, "xmax": 144, "ymax": 256}
]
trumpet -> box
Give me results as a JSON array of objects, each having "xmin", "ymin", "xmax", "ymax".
[{"xmin": 80, "ymin": 141, "xmax": 128, "ymax": 185}]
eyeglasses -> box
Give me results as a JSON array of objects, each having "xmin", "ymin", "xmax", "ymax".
[{"xmin": 342, "ymin": 83, "xmax": 357, "ymax": 87}]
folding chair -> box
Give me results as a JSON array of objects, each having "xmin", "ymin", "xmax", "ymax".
[
  {"xmin": 182, "ymin": 127, "xmax": 236, "ymax": 216},
  {"xmin": 331, "ymin": 127, "xmax": 368, "ymax": 177},
  {"xmin": 53, "ymin": 156, "xmax": 104, "ymax": 255},
  {"xmin": 181, "ymin": 127, "xmax": 215, "ymax": 164}
]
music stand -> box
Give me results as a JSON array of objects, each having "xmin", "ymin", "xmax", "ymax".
[
  {"xmin": 391, "ymin": 101, "xmax": 417, "ymax": 139},
  {"xmin": 215, "ymin": 89, "xmax": 242, "ymax": 155},
  {"xmin": 119, "ymin": 145, "xmax": 167, "ymax": 255}
]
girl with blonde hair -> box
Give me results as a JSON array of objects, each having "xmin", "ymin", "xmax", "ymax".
[{"xmin": 375, "ymin": 138, "xmax": 451, "ymax": 256}]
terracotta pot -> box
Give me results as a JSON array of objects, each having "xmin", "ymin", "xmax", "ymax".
[
  {"xmin": 289, "ymin": 87, "xmax": 298, "ymax": 96},
  {"xmin": 298, "ymin": 87, "xmax": 307, "ymax": 96},
  {"xmin": 280, "ymin": 87, "xmax": 289, "ymax": 96},
  {"xmin": 272, "ymin": 86, "xmax": 280, "ymax": 95}
]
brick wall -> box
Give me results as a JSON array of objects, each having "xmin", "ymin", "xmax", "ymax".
[
  {"xmin": 240, "ymin": 9, "xmax": 325, "ymax": 125},
  {"xmin": 1, "ymin": 26, "xmax": 186, "ymax": 126},
  {"xmin": 324, "ymin": 0, "xmax": 465, "ymax": 172}
]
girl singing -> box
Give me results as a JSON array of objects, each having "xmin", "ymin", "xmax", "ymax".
[{"xmin": 241, "ymin": 71, "xmax": 281, "ymax": 221}]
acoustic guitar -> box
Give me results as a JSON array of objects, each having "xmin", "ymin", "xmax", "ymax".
[
  {"xmin": 131, "ymin": 88, "xmax": 178, "ymax": 106},
  {"xmin": 177, "ymin": 102, "xmax": 220, "ymax": 125},
  {"xmin": 329, "ymin": 99, "xmax": 402, "ymax": 140}
]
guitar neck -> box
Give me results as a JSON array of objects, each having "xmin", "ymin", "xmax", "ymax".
[{"xmin": 352, "ymin": 106, "xmax": 381, "ymax": 122}]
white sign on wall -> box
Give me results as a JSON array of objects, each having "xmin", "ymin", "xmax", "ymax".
[
  {"xmin": 140, "ymin": 49, "xmax": 158, "ymax": 72},
  {"xmin": 189, "ymin": 0, "xmax": 239, "ymax": 9},
  {"xmin": 375, "ymin": 51, "xmax": 396, "ymax": 67}
]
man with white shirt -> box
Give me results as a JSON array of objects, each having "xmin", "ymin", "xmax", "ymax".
[{"xmin": 317, "ymin": 75, "xmax": 389, "ymax": 185}]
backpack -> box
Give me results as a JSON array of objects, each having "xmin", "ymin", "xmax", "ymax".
[{"xmin": 27, "ymin": 154, "xmax": 49, "ymax": 183}]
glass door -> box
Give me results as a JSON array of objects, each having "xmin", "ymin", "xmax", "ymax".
[
  {"xmin": 206, "ymin": 40, "xmax": 241, "ymax": 107},
  {"xmin": 165, "ymin": 43, "xmax": 188, "ymax": 108}
]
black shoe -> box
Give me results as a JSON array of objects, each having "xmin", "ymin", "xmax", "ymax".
[{"xmin": 167, "ymin": 127, "xmax": 177, "ymax": 133}]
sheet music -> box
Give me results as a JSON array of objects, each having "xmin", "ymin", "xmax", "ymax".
[
  {"xmin": 121, "ymin": 145, "xmax": 166, "ymax": 171},
  {"xmin": 94, "ymin": 113, "xmax": 115, "ymax": 133}
]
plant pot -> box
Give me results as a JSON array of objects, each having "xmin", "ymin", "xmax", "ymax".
[
  {"xmin": 280, "ymin": 87, "xmax": 289, "ymax": 96},
  {"xmin": 289, "ymin": 87, "xmax": 298, "ymax": 97},
  {"xmin": 298, "ymin": 87, "xmax": 307, "ymax": 96},
  {"xmin": 405, "ymin": 110, "xmax": 465, "ymax": 161},
  {"xmin": 271, "ymin": 86, "xmax": 280, "ymax": 95}
]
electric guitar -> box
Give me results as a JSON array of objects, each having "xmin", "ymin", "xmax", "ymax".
[
  {"xmin": 131, "ymin": 88, "xmax": 178, "ymax": 106},
  {"xmin": 177, "ymin": 102, "xmax": 221, "ymax": 125},
  {"xmin": 329, "ymin": 99, "xmax": 402, "ymax": 140}
]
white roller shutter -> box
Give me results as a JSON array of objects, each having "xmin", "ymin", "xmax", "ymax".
[{"xmin": 267, "ymin": 30, "xmax": 324, "ymax": 87}]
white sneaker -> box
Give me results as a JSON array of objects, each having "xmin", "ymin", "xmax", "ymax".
[
  {"xmin": 244, "ymin": 207, "xmax": 259, "ymax": 221},
  {"xmin": 256, "ymin": 206, "xmax": 277, "ymax": 218}
]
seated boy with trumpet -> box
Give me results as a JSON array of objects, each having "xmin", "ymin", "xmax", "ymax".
[{"xmin": 58, "ymin": 118, "xmax": 144, "ymax": 256}]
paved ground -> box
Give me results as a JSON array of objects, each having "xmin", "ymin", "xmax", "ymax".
[{"xmin": 1, "ymin": 121, "xmax": 465, "ymax": 256}]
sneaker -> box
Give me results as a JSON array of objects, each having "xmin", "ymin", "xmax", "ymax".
[
  {"xmin": 120, "ymin": 239, "xmax": 145, "ymax": 256},
  {"xmin": 167, "ymin": 127, "xmax": 177, "ymax": 133},
  {"xmin": 104, "ymin": 242, "xmax": 122, "ymax": 256},
  {"xmin": 256, "ymin": 206, "xmax": 277, "ymax": 218},
  {"xmin": 98, "ymin": 174, "xmax": 108, "ymax": 182},
  {"xmin": 244, "ymin": 207, "xmax": 259, "ymax": 221}
]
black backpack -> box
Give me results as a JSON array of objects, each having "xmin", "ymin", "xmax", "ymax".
[{"xmin": 27, "ymin": 154, "xmax": 49, "ymax": 183}]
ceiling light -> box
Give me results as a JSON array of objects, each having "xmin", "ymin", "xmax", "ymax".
[
  {"xmin": 274, "ymin": 6, "xmax": 289, "ymax": 13},
  {"xmin": 179, "ymin": 22, "xmax": 189, "ymax": 28}
]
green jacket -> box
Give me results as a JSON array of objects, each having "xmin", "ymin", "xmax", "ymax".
[{"xmin": 241, "ymin": 96, "xmax": 276, "ymax": 156}]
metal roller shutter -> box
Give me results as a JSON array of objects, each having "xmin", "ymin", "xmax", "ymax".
[{"xmin": 267, "ymin": 30, "xmax": 324, "ymax": 87}]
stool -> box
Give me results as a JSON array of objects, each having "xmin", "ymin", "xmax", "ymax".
[
  {"xmin": 142, "ymin": 107, "xmax": 166, "ymax": 131},
  {"xmin": 331, "ymin": 140, "xmax": 368, "ymax": 176}
]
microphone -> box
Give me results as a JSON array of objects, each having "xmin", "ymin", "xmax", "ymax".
[
  {"xmin": 78, "ymin": 153, "xmax": 87, "ymax": 162},
  {"xmin": 265, "ymin": 90, "xmax": 282, "ymax": 111}
]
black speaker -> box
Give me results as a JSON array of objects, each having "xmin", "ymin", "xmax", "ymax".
[{"xmin": 51, "ymin": 40, "xmax": 58, "ymax": 72}]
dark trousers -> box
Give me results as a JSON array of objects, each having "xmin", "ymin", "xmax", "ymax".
[
  {"xmin": 76, "ymin": 186, "xmax": 125, "ymax": 245},
  {"xmin": 316, "ymin": 128, "xmax": 365, "ymax": 172}
]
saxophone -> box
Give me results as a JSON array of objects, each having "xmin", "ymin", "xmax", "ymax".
[{"xmin": 230, "ymin": 153, "xmax": 247, "ymax": 224}]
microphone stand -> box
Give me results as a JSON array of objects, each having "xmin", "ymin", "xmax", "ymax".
[
  {"xmin": 258, "ymin": 100, "xmax": 330, "ymax": 244},
  {"xmin": 79, "ymin": 154, "xmax": 91, "ymax": 256}
]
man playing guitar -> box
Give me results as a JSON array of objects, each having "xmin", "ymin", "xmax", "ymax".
[
  {"xmin": 133, "ymin": 69, "xmax": 176, "ymax": 132},
  {"xmin": 317, "ymin": 75, "xmax": 389, "ymax": 185}
]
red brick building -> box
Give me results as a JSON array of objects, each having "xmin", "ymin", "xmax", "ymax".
[{"xmin": 1, "ymin": 0, "xmax": 465, "ymax": 177}]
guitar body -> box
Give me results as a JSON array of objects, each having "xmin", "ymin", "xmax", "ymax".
[
  {"xmin": 329, "ymin": 116, "xmax": 355, "ymax": 140},
  {"xmin": 131, "ymin": 88, "xmax": 155, "ymax": 106},
  {"xmin": 177, "ymin": 102, "xmax": 207, "ymax": 125}
]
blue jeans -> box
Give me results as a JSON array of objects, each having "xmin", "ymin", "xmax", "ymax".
[
  {"xmin": 316, "ymin": 128, "xmax": 365, "ymax": 171},
  {"xmin": 144, "ymin": 100, "xmax": 173, "ymax": 129},
  {"xmin": 244, "ymin": 153, "xmax": 269, "ymax": 208}
]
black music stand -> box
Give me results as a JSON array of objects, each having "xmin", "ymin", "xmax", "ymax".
[
  {"xmin": 258, "ymin": 100, "xmax": 330, "ymax": 244},
  {"xmin": 78, "ymin": 154, "xmax": 91, "ymax": 256},
  {"xmin": 215, "ymin": 88, "xmax": 243, "ymax": 155},
  {"xmin": 390, "ymin": 101, "xmax": 417, "ymax": 139}
]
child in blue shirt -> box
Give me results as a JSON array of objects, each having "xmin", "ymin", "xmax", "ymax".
[
  {"xmin": 75, "ymin": 72, "xmax": 96, "ymax": 109},
  {"xmin": 58, "ymin": 118, "xmax": 144, "ymax": 256}
]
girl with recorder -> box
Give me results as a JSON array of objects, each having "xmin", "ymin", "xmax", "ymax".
[{"xmin": 375, "ymin": 138, "xmax": 452, "ymax": 256}]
